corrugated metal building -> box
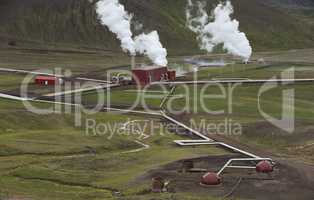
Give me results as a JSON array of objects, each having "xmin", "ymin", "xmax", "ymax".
[
  {"xmin": 35, "ymin": 76, "xmax": 62, "ymax": 86},
  {"xmin": 132, "ymin": 66, "xmax": 176, "ymax": 87}
]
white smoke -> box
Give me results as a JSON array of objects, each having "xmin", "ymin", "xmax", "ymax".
[
  {"xmin": 186, "ymin": 0, "xmax": 208, "ymax": 33},
  {"xmin": 186, "ymin": 0, "xmax": 252, "ymax": 62},
  {"xmin": 186, "ymin": 0, "xmax": 215, "ymax": 52},
  {"xmin": 135, "ymin": 31, "xmax": 168, "ymax": 66},
  {"xmin": 96, "ymin": 0, "xmax": 136, "ymax": 55},
  {"xmin": 96, "ymin": 0, "xmax": 168, "ymax": 66}
]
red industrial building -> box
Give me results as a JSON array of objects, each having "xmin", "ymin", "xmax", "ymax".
[
  {"xmin": 35, "ymin": 76, "xmax": 62, "ymax": 86},
  {"xmin": 132, "ymin": 66, "xmax": 176, "ymax": 87}
]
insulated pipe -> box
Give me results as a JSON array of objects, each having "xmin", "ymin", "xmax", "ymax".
[
  {"xmin": 162, "ymin": 112, "xmax": 261, "ymax": 158},
  {"xmin": 1, "ymin": 92, "xmax": 275, "ymax": 178},
  {"xmin": 0, "ymin": 94, "xmax": 163, "ymax": 117},
  {"xmin": 0, "ymin": 67, "xmax": 64, "ymax": 77},
  {"xmin": 152, "ymin": 78, "xmax": 314, "ymax": 85},
  {"xmin": 36, "ymin": 100, "xmax": 163, "ymax": 116},
  {"xmin": 75, "ymin": 77, "xmax": 111, "ymax": 83},
  {"xmin": 1, "ymin": 90, "xmax": 272, "ymax": 170},
  {"xmin": 103, "ymin": 107, "xmax": 162, "ymax": 116},
  {"xmin": 226, "ymin": 166, "xmax": 256, "ymax": 169},
  {"xmin": 0, "ymin": 68, "xmax": 111, "ymax": 84},
  {"xmin": 159, "ymin": 86, "xmax": 176, "ymax": 109},
  {"xmin": 0, "ymin": 93, "xmax": 33, "ymax": 101},
  {"xmin": 217, "ymin": 158, "xmax": 273, "ymax": 176},
  {"xmin": 44, "ymin": 84, "xmax": 118, "ymax": 97},
  {"xmin": 159, "ymin": 85, "xmax": 271, "ymax": 164},
  {"xmin": 161, "ymin": 111, "xmax": 213, "ymax": 141},
  {"xmin": 174, "ymin": 141, "xmax": 219, "ymax": 145},
  {"xmin": 174, "ymin": 141, "xmax": 260, "ymax": 159},
  {"xmin": 219, "ymin": 143, "xmax": 260, "ymax": 159}
]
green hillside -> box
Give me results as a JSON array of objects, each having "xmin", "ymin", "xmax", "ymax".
[{"xmin": 0, "ymin": 0, "xmax": 314, "ymax": 54}]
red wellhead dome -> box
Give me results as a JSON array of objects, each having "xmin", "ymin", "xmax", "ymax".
[
  {"xmin": 256, "ymin": 160, "xmax": 274, "ymax": 173},
  {"xmin": 200, "ymin": 172, "xmax": 221, "ymax": 186}
]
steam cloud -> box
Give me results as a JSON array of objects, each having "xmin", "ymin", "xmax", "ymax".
[
  {"xmin": 96, "ymin": 0, "xmax": 136, "ymax": 55},
  {"xmin": 135, "ymin": 31, "xmax": 168, "ymax": 66},
  {"xmin": 186, "ymin": 0, "xmax": 252, "ymax": 61},
  {"xmin": 96, "ymin": 0, "xmax": 168, "ymax": 66}
]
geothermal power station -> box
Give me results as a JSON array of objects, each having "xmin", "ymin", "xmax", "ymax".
[{"xmin": 0, "ymin": 0, "xmax": 314, "ymax": 199}]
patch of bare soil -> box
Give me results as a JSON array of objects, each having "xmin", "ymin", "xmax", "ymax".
[
  {"xmin": 137, "ymin": 154, "xmax": 314, "ymax": 200},
  {"xmin": 133, "ymin": 117, "xmax": 314, "ymax": 199}
]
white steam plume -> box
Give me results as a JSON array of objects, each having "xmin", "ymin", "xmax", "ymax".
[
  {"xmin": 186, "ymin": 0, "xmax": 252, "ymax": 61},
  {"xmin": 186, "ymin": 0, "xmax": 208, "ymax": 33},
  {"xmin": 96, "ymin": 0, "xmax": 135, "ymax": 55},
  {"xmin": 186, "ymin": 0, "xmax": 215, "ymax": 53},
  {"xmin": 96, "ymin": 0, "xmax": 168, "ymax": 66},
  {"xmin": 135, "ymin": 31, "xmax": 168, "ymax": 66}
]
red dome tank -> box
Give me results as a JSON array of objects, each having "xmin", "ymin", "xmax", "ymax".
[
  {"xmin": 200, "ymin": 172, "xmax": 221, "ymax": 186},
  {"xmin": 256, "ymin": 160, "xmax": 274, "ymax": 173}
]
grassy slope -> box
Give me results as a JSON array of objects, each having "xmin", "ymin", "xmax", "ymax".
[
  {"xmin": 0, "ymin": 99, "xmax": 135, "ymax": 199},
  {"xmin": 232, "ymin": 0, "xmax": 314, "ymax": 50},
  {"xmin": 0, "ymin": 99, "xmax": 227, "ymax": 200},
  {"xmin": 1, "ymin": 69, "xmax": 313, "ymax": 199},
  {"xmin": 0, "ymin": 0, "xmax": 314, "ymax": 54},
  {"xmin": 0, "ymin": 48, "xmax": 130, "ymax": 72}
]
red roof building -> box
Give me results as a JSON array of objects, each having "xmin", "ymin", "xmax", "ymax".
[
  {"xmin": 132, "ymin": 66, "xmax": 176, "ymax": 87},
  {"xmin": 35, "ymin": 76, "xmax": 62, "ymax": 86}
]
